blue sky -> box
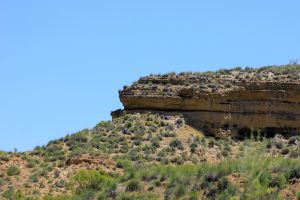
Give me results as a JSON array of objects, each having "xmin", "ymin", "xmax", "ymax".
[{"xmin": 0, "ymin": 1, "xmax": 299, "ymax": 151}]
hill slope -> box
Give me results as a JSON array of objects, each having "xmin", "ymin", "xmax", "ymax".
[{"xmin": 1, "ymin": 65, "xmax": 300, "ymax": 200}]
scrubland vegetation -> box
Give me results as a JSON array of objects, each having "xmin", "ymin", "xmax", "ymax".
[
  {"xmin": 1, "ymin": 113, "xmax": 300, "ymax": 199},
  {"xmin": 122, "ymin": 64, "xmax": 300, "ymax": 96},
  {"xmin": 2, "ymin": 65, "xmax": 300, "ymax": 199}
]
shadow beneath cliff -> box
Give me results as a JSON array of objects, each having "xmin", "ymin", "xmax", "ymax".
[
  {"xmin": 234, "ymin": 127, "xmax": 300, "ymax": 141},
  {"xmin": 111, "ymin": 109, "xmax": 300, "ymax": 140}
]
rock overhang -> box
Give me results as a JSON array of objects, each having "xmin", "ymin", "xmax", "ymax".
[{"xmin": 117, "ymin": 65, "xmax": 300, "ymax": 138}]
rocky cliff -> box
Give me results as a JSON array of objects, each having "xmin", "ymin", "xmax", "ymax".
[{"xmin": 118, "ymin": 65, "xmax": 300, "ymax": 138}]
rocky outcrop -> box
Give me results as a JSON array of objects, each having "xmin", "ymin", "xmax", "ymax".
[
  {"xmin": 65, "ymin": 154, "xmax": 115, "ymax": 169},
  {"xmin": 118, "ymin": 65, "xmax": 300, "ymax": 138}
]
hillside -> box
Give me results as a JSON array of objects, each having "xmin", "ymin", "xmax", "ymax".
[{"xmin": 1, "ymin": 65, "xmax": 300, "ymax": 200}]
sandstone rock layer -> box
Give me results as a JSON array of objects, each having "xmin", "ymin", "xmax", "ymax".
[{"xmin": 119, "ymin": 66, "xmax": 300, "ymax": 137}]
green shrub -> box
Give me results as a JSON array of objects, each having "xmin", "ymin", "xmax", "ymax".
[
  {"xmin": 170, "ymin": 139, "xmax": 184, "ymax": 150},
  {"xmin": 290, "ymin": 147, "xmax": 300, "ymax": 158},
  {"xmin": 161, "ymin": 131, "xmax": 176, "ymax": 137},
  {"xmin": 116, "ymin": 159, "xmax": 132, "ymax": 169},
  {"xmin": 72, "ymin": 169, "xmax": 116, "ymax": 191},
  {"xmin": 224, "ymin": 83, "xmax": 232, "ymax": 88},
  {"xmin": 296, "ymin": 191, "xmax": 300, "ymax": 200},
  {"xmin": 128, "ymin": 149, "xmax": 142, "ymax": 161},
  {"xmin": 285, "ymin": 164, "xmax": 300, "ymax": 180},
  {"xmin": 221, "ymin": 150, "xmax": 229, "ymax": 157},
  {"xmin": 0, "ymin": 153, "xmax": 10, "ymax": 161},
  {"xmin": 266, "ymin": 140, "xmax": 272, "ymax": 149},
  {"xmin": 0, "ymin": 178, "xmax": 7, "ymax": 187},
  {"xmin": 29, "ymin": 174, "xmax": 39, "ymax": 183},
  {"xmin": 174, "ymin": 184, "xmax": 186, "ymax": 197},
  {"xmin": 268, "ymin": 174, "xmax": 286, "ymax": 189},
  {"xmin": 26, "ymin": 160, "xmax": 36, "ymax": 168},
  {"xmin": 150, "ymin": 137, "xmax": 160, "ymax": 148},
  {"xmin": 190, "ymin": 143, "xmax": 197, "ymax": 153},
  {"xmin": 275, "ymin": 141, "xmax": 284, "ymax": 149},
  {"xmin": 7, "ymin": 165, "xmax": 20, "ymax": 176},
  {"xmin": 126, "ymin": 180, "xmax": 141, "ymax": 192},
  {"xmin": 39, "ymin": 168, "xmax": 49, "ymax": 177},
  {"xmin": 208, "ymin": 138, "xmax": 215, "ymax": 148},
  {"xmin": 2, "ymin": 187, "xmax": 15, "ymax": 199}
]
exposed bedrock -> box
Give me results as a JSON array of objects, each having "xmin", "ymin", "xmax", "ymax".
[
  {"xmin": 121, "ymin": 82, "xmax": 300, "ymax": 114},
  {"xmin": 118, "ymin": 68, "xmax": 300, "ymax": 137},
  {"xmin": 119, "ymin": 109, "xmax": 300, "ymax": 138}
]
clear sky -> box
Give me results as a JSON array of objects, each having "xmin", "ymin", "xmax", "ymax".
[{"xmin": 1, "ymin": 1, "xmax": 299, "ymax": 151}]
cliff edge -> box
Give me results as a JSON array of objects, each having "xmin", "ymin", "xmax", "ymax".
[{"xmin": 119, "ymin": 65, "xmax": 300, "ymax": 138}]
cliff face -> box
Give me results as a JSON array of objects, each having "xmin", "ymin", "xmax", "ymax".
[{"xmin": 119, "ymin": 65, "xmax": 300, "ymax": 138}]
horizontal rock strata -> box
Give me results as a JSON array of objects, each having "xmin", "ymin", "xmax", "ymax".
[{"xmin": 118, "ymin": 66, "xmax": 300, "ymax": 137}]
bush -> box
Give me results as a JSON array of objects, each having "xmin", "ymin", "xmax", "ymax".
[
  {"xmin": 161, "ymin": 131, "xmax": 176, "ymax": 137},
  {"xmin": 217, "ymin": 177, "xmax": 229, "ymax": 190},
  {"xmin": 208, "ymin": 138, "xmax": 215, "ymax": 148},
  {"xmin": 275, "ymin": 141, "xmax": 284, "ymax": 149},
  {"xmin": 174, "ymin": 184, "xmax": 186, "ymax": 197},
  {"xmin": 285, "ymin": 164, "xmax": 300, "ymax": 180},
  {"xmin": 221, "ymin": 150, "xmax": 229, "ymax": 157},
  {"xmin": 72, "ymin": 169, "xmax": 115, "ymax": 191},
  {"xmin": 2, "ymin": 188, "xmax": 14, "ymax": 199},
  {"xmin": 268, "ymin": 174, "xmax": 286, "ymax": 189},
  {"xmin": 126, "ymin": 180, "xmax": 141, "ymax": 192},
  {"xmin": 0, "ymin": 178, "xmax": 6, "ymax": 187},
  {"xmin": 128, "ymin": 149, "xmax": 142, "ymax": 161},
  {"xmin": 26, "ymin": 160, "xmax": 36, "ymax": 168},
  {"xmin": 29, "ymin": 174, "xmax": 39, "ymax": 183},
  {"xmin": 116, "ymin": 159, "xmax": 132, "ymax": 169},
  {"xmin": 190, "ymin": 143, "xmax": 198, "ymax": 153},
  {"xmin": 224, "ymin": 83, "xmax": 232, "ymax": 88},
  {"xmin": 266, "ymin": 140, "xmax": 272, "ymax": 149},
  {"xmin": 7, "ymin": 165, "xmax": 20, "ymax": 176},
  {"xmin": 170, "ymin": 139, "xmax": 184, "ymax": 150},
  {"xmin": 151, "ymin": 137, "xmax": 160, "ymax": 148},
  {"xmin": 204, "ymin": 172, "xmax": 220, "ymax": 182},
  {"xmin": 0, "ymin": 153, "xmax": 10, "ymax": 161},
  {"xmin": 290, "ymin": 147, "xmax": 300, "ymax": 158},
  {"xmin": 39, "ymin": 168, "xmax": 49, "ymax": 177},
  {"xmin": 296, "ymin": 191, "xmax": 300, "ymax": 200}
]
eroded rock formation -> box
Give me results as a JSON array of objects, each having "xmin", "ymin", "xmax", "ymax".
[{"xmin": 117, "ymin": 65, "xmax": 300, "ymax": 138}]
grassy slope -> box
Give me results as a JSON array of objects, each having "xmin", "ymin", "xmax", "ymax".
[{"xmin": 0, "ymin": 113, "xmax": 300, "ymax": 199}]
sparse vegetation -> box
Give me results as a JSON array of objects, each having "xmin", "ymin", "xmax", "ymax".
[
  {"xmin": 123, "ymin": 64, "xmax": 300, "ymax": 97},
  {"xmin": 1, "ymin": 112, "xmax": 300, "ymax": 199},
  {"xmin": 2, "ymin": 65, "xmax": 300, "ymax": 199}
]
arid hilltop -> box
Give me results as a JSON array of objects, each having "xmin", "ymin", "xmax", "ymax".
[
  {"xmin": 1, "ymin": 65, "xmax": 300, "ymax": 200},
  {"xmin": 119, "ymin": 65, "xmax": 300, "ymax": 138}
]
